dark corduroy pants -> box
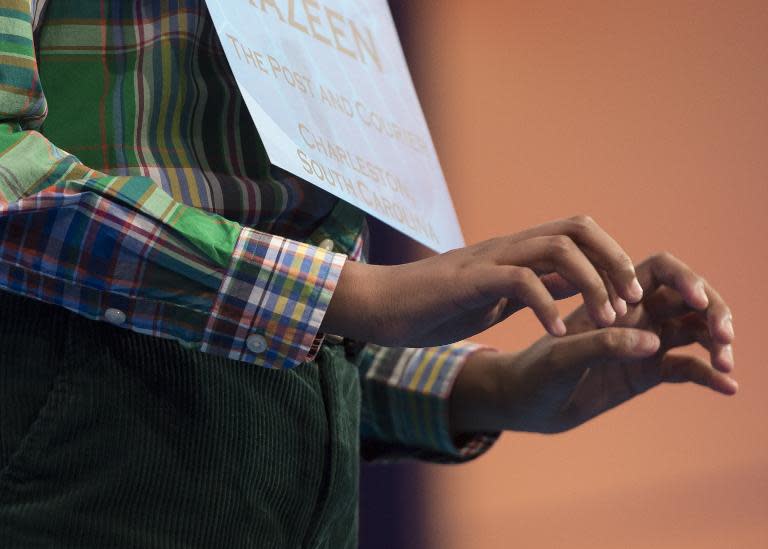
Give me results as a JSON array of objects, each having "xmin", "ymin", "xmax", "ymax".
[{"xmin": 0, "ymin": 290, "xmax": 360, "ymax": 548}]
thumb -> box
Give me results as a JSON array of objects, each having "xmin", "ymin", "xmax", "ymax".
[{"xmin": 554, "ymin": 328, "xmax": 661, "ymax": 366}]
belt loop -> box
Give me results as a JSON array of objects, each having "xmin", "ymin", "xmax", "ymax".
[
  {"xmin": 323, "ymin": 334, "xmax": 344, "ymax": 345},
  {"xmin": 323, "ymin": 334, "xmax": 364, "ymax": 362},
  {"xmin": 342, "ymin": 338, "xmax": 365, "ymax": 362}
]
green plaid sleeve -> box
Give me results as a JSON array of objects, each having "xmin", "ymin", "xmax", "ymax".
[
  {"xmin": 0, "ymin": 0, "xmax": 46, "ymax": 128},
  {"xmin": 358, "ymin": 341, "xmax": 501, "ymax": 463},
  {"xmin": 0, "ymin": 1, "xmax": 345, "ymax": 369}
]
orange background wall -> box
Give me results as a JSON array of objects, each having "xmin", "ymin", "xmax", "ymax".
[{"xmin": 400, "ymin": 1, "xmax": 767, "ymax": 547}]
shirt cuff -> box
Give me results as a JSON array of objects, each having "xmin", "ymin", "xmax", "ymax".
[
  {"xmin": 359, "ymin": 341, "xmax": 501, "ymax": 464},
  {"xmin": 200, "ymin": 226, "xmax": 346, "ymax": 369},
  {"xmin": 425, "ymin": 342, "xmax": 502, "ymax": 462}
]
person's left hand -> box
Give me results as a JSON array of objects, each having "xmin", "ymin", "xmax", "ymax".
[{"xmin": 450, "ymin": 252, "xmax": 737, "ymax": 435}]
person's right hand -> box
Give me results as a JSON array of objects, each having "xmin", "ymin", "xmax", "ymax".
[{"xmin": 322, "ymin": 215, "xmax": 645, "ymax": 348}]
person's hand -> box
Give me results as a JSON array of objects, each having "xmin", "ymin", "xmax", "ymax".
[
  {"xmin": 449, "ymin": 252, "xmax": 737, "ymax": 435},
  {"xmin": 323, "ymin": 216, "xmax": 644, "ymax": 347}
]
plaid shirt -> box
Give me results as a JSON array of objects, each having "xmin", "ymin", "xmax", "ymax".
[{"xmin": 0, "ymin": 0, "xmax": 498, "ymax": 462}]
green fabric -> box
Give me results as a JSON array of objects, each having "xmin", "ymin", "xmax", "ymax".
[{"xmin": 0, "ymin": 289, "xmax": 360, "ymax": 548}]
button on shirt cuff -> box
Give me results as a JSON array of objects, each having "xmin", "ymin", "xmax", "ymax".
[{"xmin": 200, "ymin": 227, "xmax": 346, "ymax": 369}]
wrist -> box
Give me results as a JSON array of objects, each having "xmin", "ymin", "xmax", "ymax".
[
  {"xmin": 448, "ymin": 348, "xmax": 502, "ymax": 439},
  {"xmin": 321, "ymin": 260, "xmax": 393, "ymax": 343}
]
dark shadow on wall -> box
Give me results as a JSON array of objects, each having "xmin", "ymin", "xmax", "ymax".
[
  {"xmin": 359, "ymin": 461, "xmax": 430, "ymax": 549},
  {"xmin": 358, "ymin": 5, "xmax": 433, "ymax": 548}
]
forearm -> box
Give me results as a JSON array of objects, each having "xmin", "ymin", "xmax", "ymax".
[{"xmin": 325, "ymin": 259, "xmax": 507, "ymax": 440}]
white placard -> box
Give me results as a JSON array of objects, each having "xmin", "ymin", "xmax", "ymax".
[{"xmin": 204, "ymin": 0, "xmax": 464, "ymax": 252}]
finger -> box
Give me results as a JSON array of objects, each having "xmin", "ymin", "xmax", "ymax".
[
  {"xmin": 479, "ymin": 265, "xmax": 566, "ymax": 336},
  {"xmin": 600, "ymin": 268, "xmax": 627, "ymax": 317},
  {"xmin": 636, "ymin": 252, "xmax": 709, "ymax": 310},
  {"xmin": 658, "ymin": 354, "xmax": 738, "ymax": 395},
  {"xmin": 500, "ymin": 235, "xmax": 617, "ymax": 327},
  {"xmin": 641, "ymin": 252, "xmax": 734, "ymax": 344},
  {"xmin": 502, "ymin": 216, "xmax": 642, "ymax": 303},
  {"xmin": 643, "ymin": 286, "xmax": 691, "ymax": 320},
  {"xmin": 551, "ymin": 328, "xmax": 661, "ymax": 368},
  {"xmin": 641, "ymin": 283, "xmax": 734, "ymax": 367},
  {"xmin": 539, "ymin": 272, "xmax": 579, "ymax": 300},
  {"xmin": 717, "ymin": 344, "xmax": 735, "ymax": 373},
  {"xmin": 702, "ymin": 282, "xmax": 734, "ymax": 345},
  {"xmin": 659, "ymin": 313, "xmax": 733, "ymax": 373},
  {"xmin": 658, "ymin": 312, "xmax": 709, "ymax": 349}
]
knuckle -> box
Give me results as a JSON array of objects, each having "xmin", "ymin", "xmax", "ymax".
[
  {"xmin": 486, "ymin": 235, "xmax": 505, "ymax": 249},
  {"xmin": 600, "ymin": 328, "xmax": 626, "ymax": 351},
  {"xmin": 613, "ymin": 252, "xmax": 635, "ymax": 273},
  {"xmin": 469, "ymin": 236, "xmax": 501, "ymax": 258},
  {"xmin": 714, "ymin": 305, "xmax": 732, "ymax": 321},
  {"xmin": 653, "ymin": 250, "xmax": 675, "ymax": 263},
  {"xmin": 508, "ymin": 266, "xmax": 536, "ymax": 288},
  {"xmin": 587, "ymin": 273, "xmax": 609, "ymax": 295},
  {"xmin": 543, "ymin": 338, "xmax": 564, "ymax": 364},
  {"xmin": 568, "ymin": 215, "xmax": 598, "ymax": 236},
  {"xmin": 595, "ymin": 287, "xmax": 611, "ymax": 303},
  {"xmin": 547, "ymin": 235, "xmax": 575, "ymax": 255},
  {"xmin": 696, "ymin": 369, "xmax": 712, "ymax": 387},
  {"xmin": 569, "ymin": 214, "xmax": 596, "ymax": 229},
  {"xmin": 545, "ymin": 299, "xmax": 559, "ymax": 315}
]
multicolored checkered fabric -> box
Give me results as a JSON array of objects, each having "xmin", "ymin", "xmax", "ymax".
[
  {"xmin": 360, "ymin": 341, "xmax": 501, "ymax": 462},
  {"xmin": 0, "ymin": 122, "xmax": 345, "ymax": 369},
  {"xmin": 0, "ymin": 0, "xmax": 498, "ymax": 461},
  {"xmin": 201, "ymin": 228, "xmax": 346, "ymax": 366}
]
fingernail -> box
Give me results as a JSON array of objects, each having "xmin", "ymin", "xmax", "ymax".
[
  {"xmin": 721, "ymin": 317, "xmax": 734, "ymax": 339},
  {"xmin": 614, "ymin": 297, "xmax": 628, "ymax": 317},
  {"xmin": 721, "ymin": 345, "xmax": 734, "ymax": 367},
  {"xmin": 628, "ymin": 278, "xmax": 643, "ymax": 302},
  {"xmin": 601, "ymin": 301, "xmax": 616, "ymax": 324},
  {"xmin": 637, "ymin": 334, "xmax": 661, "ymax": 353},
  {"xmin": 725, "ymin": 377, "xmax": 739, "ymax": 393},
  {"xmin": 695, "ymin": 282, "xmax": 709, "ymax": 307},
  {"xmin": 552, "ymin": 318, "xmax": 567, "ymax": 336}
]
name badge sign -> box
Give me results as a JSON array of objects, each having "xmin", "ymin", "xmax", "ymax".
[{"xmin": 205, "ymin": 0, "xmax": 464, "ymax": 252}]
